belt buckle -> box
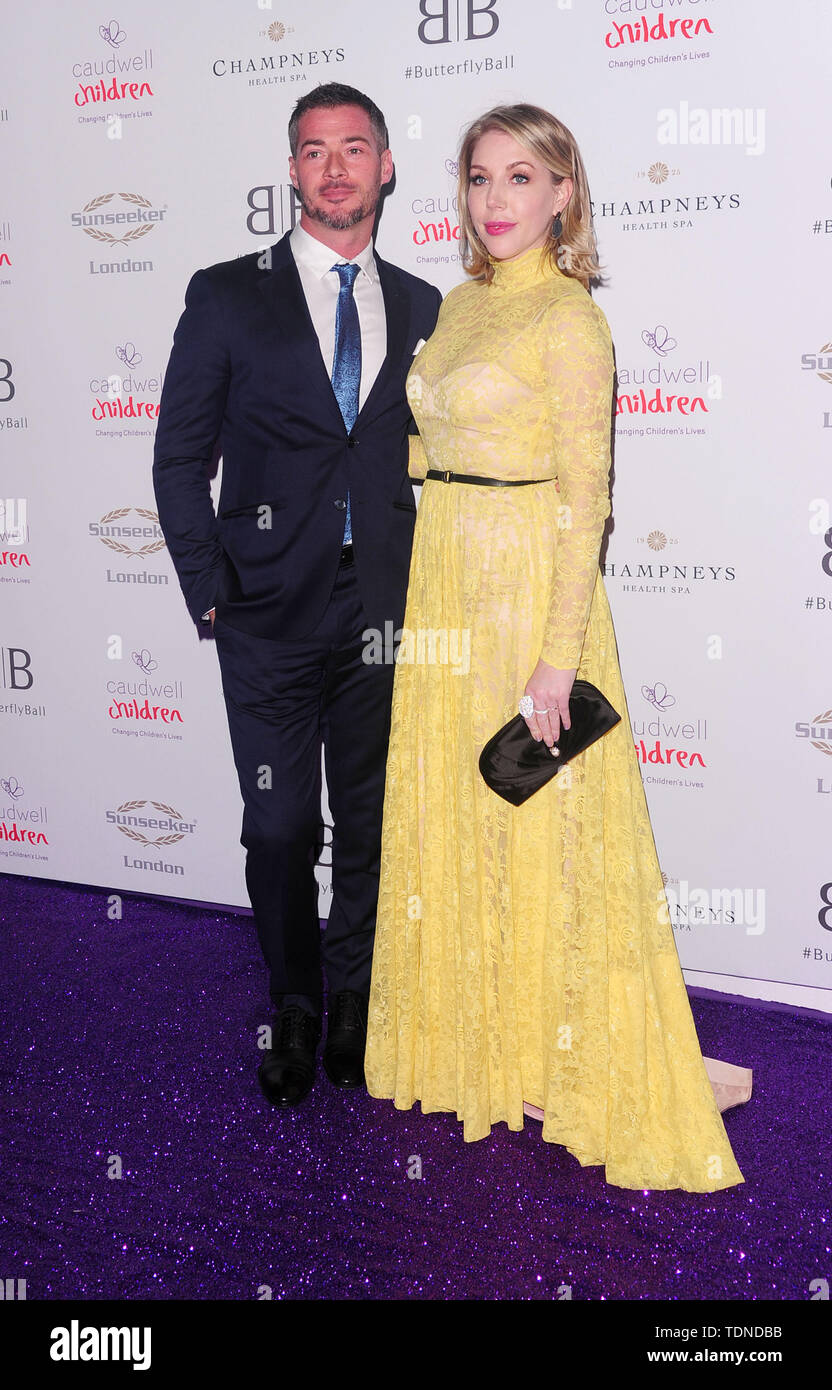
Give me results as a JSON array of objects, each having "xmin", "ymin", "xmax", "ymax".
[{"xmin": 442, "ymin": 469, "xmax": 452, "ymax": 483}]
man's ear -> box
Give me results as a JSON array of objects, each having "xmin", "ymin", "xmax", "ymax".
[
  {"xmin": 288, "ymin": 155, "xmax": 298, "ymax": 190},
  {"xmin": 381, "ymin": 149, "xmax": 394, "ymax": 187}
]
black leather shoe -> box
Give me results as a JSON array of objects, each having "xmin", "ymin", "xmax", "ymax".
[
  {"xmin": 323, "ymin": 990, "xmax": 368, "ymax": 1088},
  {"xmin": 257, "ymin": 1006, "xmax": 321, "ymax": 1106}
]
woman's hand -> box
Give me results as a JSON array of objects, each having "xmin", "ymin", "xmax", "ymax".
[{"xmin": 521, "ymin": 659, "xmax": 576, "ymax": 752}]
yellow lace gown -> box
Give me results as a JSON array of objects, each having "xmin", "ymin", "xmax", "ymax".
[{"xmin": 364, "ymin": 244, "xmax": 746, "ymax": 1192}]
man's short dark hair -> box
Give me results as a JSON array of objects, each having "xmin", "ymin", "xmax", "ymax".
[{"xmin": 288, "ymin": 83, "xmax": 389, "ymax": 158}]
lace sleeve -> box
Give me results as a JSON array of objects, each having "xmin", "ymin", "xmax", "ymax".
[{"xmin": 539, "ymin": 291, "xmax": 614, "ymax": 669}]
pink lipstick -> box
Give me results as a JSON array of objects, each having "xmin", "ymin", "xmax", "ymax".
[{"xmin": 484, "ymin": 222, "xmax": 515, "ymax": 235}]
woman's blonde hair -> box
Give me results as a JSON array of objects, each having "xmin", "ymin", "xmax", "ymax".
[{"xmin": 457, "ymin": 103, "xmax": 602, "ymax": 290}]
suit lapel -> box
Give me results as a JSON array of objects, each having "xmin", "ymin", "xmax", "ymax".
[
  {"xmin": 257, "ymin": 235, "xmax": 346, "ymax": 434},
  {"xmin": 257, "ymin": 237, "xmax": 410, "ymax": 434}
]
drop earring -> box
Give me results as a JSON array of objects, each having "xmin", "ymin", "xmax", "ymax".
[{"xmin": 552, "ymin": 209, "xmax": 563, "ymax": 238}]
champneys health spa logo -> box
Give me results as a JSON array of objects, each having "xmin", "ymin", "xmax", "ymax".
[
  {"xmin": 89, "ymin": 342, "xmax": 163, "ymax": 438},
  {"xmin": 591, "ymin": 166, "xmax": 739, "ymax": 234},
  {"xmin": 639, "ymin": 529, "xmax": 677, "ymax": 551},
  {"xmin": 602, "ymin": 530, "xmax": 736, "ymax": 596},
  {"xmin": 259, "ymin": 20, "xmax": 295, "ymax": 43},
  {"xmin": 71, "ymin": 21, "xmax": 155, "ymax": 112},
  {"xmin": 0, "ymin": 775, "xmax": 49, "ymax": 850},
  {"xmin": 603, "ymin": 0, "xmax": 715, "ymax": 68},
  {"xmin": 211, "ymin": 15, "xmax": 344, "ymax": 87},
  {"xmin": 615, "ymin": 325, "xmax": 721, "ymax": 432},
  {"xmin": 660, "ymin": 877, "xmax": 765, "ymax": 936}
]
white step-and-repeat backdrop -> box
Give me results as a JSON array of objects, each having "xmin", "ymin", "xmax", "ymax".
[{"xmin": 1, "ymin": 0, "xmax": 830, "ymax": 1012}]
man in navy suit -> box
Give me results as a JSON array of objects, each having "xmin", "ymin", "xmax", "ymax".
[{"xmin": 152, "ymin": 83, "xmax": 441, "ymax": 1106}]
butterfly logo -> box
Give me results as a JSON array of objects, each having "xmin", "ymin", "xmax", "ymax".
[
  {"xmin": 115, "ymin": 341, "xmax": 142, "ymax": 368},
  {"xmin": 641, "ymin": 325, "xmax": 677, "ymax": 357},
  {"xmin": 132, "ymin": 649, "xmax": 157, "ymax": 674},
  {"xmin": 641, "ymin": 682, "xmax": 676, "ymax": 711},
  {"xmin": 100, "ymin": 19, "xmax": 126, "ymax": 48},
  {"xmin": 1, "ymin": 775, "xmax": 24, "ymax": 800},
  {"xmin": 445, "ymin": 159, "xmax": 459, "ymax": 178}
]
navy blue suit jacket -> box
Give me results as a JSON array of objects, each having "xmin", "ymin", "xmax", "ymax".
[{"xmin": 152, "ymin": 231, "xmax": 442, "ymax": 639}]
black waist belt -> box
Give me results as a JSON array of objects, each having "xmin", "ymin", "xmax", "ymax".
[{"xmin": 425, "ymin": 469, "xmax": 555, "ymax": 487}]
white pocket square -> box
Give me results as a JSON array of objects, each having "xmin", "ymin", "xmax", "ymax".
[{"xmin": 412, "ymin": 338, "xmax": 426, "ymax": 355}]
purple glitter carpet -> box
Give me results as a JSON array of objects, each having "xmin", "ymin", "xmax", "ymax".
[{"xmin": 0, "ymin": 871, "xmax": 829, "ymax": 1301}]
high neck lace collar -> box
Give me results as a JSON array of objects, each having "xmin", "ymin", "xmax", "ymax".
[{"xmin": 489, "ymin": 243, "xmax": 562, "ymax": 290}]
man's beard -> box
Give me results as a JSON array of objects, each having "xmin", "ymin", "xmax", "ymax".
[{"xmin": 299, "ymin": 182, "xmax": 380, "ymax": 230}]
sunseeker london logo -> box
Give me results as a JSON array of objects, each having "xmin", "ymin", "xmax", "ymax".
[
  {"xmin": 802, "ymin": 342, "xmax": 832, "ymax": 385},
  {"xmin": 794, "ymin": 709, "xmax": 832, "ymax": 757},
  {"xmin": 108, "ymin": 798, "xmax": 196, "ymax": 878},
  {"xmin": 71, "ymin": 20, "xmax": 155, "ymax": 116},
  {"xmin": 73, "ymin": 192, "xmax": 165, "ymax": 275},
  {"xmin": 88, "ymin": 506, "xmax": 169, "ymax": 591}
]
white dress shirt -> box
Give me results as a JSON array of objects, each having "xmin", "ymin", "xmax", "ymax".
[
  {"xmin": 202, "ymin": 222, "xmax": 387, "ymax": 620},
  {"xmin": 289, "ymin": 219, "xmax": 387, "ymax": 411}
]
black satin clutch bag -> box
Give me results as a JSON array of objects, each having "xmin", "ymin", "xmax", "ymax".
[{"xmin": 479, "ymin": 679, "xmax": 621, "ymax": 806}]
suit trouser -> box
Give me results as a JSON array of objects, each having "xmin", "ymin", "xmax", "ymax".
[{"xmin": 213, "ymin": 557, "xmax": 395, "ymax": 1016}]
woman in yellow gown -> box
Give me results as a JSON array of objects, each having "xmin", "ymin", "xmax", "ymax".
[{"xmin": 364, "ymin": 104, "xmax": 749, "ymax": 1192}]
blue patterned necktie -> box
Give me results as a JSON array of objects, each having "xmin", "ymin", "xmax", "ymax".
[{"xmin": 330, "ymin": 262, "xmax": 361, "ymax": 546}]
